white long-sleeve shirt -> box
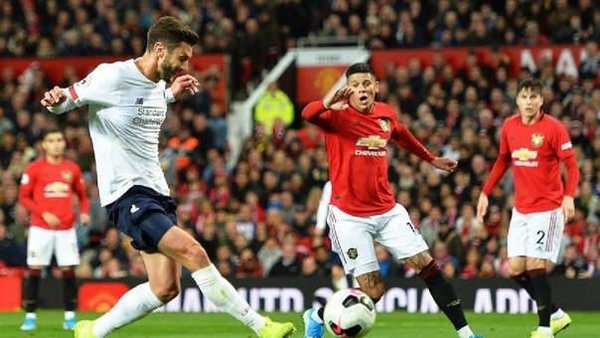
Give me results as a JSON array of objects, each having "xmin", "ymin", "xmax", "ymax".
[
  {"xmin": 315, "ymin": 181, "xmax": 332, "ymax": 231},
  {"xmin": 48, "ymin": 59, "xmax": 175, "ymax": 206}
]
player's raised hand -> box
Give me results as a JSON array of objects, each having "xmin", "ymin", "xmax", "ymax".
[
  {"xmin": 323, "ymin": 86, "xmax": 353, "ymax": 110},
  {"xmin": 476, "ymin": 193, "xmax": 489, "ymax": 224},
  {"xmin": 561, "ymin": 195, "xmax": 575, "ymax": 222},
  {"xmin": 40, "ymin": 86, "xmax": 67, "ymax": 107},
  {"xmin": 170, "ymin": 73, "xmax": 200, "ymax": 100},
  {"xmin": 430, "ymin": 157, "xmax": 457, "ymax": 172}
]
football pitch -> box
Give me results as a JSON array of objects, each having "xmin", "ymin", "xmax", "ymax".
[{"xmin": 0, "ymin": 310, "xmax": 598, "ymax": 337}]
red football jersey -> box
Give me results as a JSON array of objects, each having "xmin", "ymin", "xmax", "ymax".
[
  {"xmin": 302, "ymin": 101, "xmax": 434, "ymax": 216},
  {"xmin": 19, "ymin": 158, "xmax": 89, "ymax": 230},
  {"xmin": 482, "ymin": 113, "xmax": 580, "ymax": 213}
]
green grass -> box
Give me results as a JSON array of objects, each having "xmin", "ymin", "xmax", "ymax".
[{"xmin": 1, "ymin": 310, "xmax": 598, "ymax": 337}]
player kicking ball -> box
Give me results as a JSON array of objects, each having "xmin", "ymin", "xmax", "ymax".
[
  {"xmin": 301, "ymin": 62, "xmax": 483, "ymax": 338},
  {"xmin": 477, "ymin": 77, "xmax": 577, "ymax": 338},
  {"xmin": 40, "ymin": 16, "xmax": 294, "ymax": 338}
]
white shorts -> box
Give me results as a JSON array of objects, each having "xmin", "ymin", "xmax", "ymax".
[
  {"xmin": 507, "ymin": 208, "xmax": 564, "ymax": 263},
  {"xmin": 27, "ymin": 226, "xmax": 80, "ymax": 267},
  {"xmin": 328, "ymin": 204, "xmax": 429, "ymax": 276}
]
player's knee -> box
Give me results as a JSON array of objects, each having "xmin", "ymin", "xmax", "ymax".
[
  {"xmin": 153, "ymin": 283, "xmax": 181, "ymax": 303},
  {"xmin": 182, "ymin": 242, "xmax": 210, "ymax": 267}
]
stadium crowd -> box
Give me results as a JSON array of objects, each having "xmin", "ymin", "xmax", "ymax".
[{"xmin": 0, "ymin": 0, "xmax": 599, "ymax": 283}]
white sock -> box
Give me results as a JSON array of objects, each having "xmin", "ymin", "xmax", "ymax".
[
  {"xmin": 25, "ymin": 312, "xmax": 36, "ymax": 319},
  {"xmin": 457, "ymin": 325, "xmax": 474, "ymax": 338},
  {"xmin": 191, "ymin": 264, "xmax": 266, "ymax": 335},
  {"xmin": 93, "ymin": 282, "xmax": 163, "ymax": 338},
  {"xmin": 64, "ymin": 311, "xmax": 76, "ymax": 320},
  {"xmin": 551, "ymin": 308, "xmax": 565, "ymax": 320}
]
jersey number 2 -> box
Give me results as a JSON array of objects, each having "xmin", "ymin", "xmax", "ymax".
[{"xmin": 536, "ymin": 230, "xmax": 545, "ymax": 245}]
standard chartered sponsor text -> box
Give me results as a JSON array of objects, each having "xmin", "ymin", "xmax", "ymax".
[{"xmin": 133, "ymin": 107, "xmax": 165, "ymax": 126}]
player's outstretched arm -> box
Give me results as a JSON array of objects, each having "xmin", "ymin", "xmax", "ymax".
[
  {"xmin": 391, "ymin": 122, "xmax": 436, "ymax": 162},
  {"xmin": 43, "ymin": 63, "xmax": 120, "ymax": 114},
  {"xmin": 476, "ymin": 193, "xmax": 489, "ymax": 223},
  {"xmin": 40, "ymin": 86, "xmax": 77, "ymax": 115},
  {"xmin": 430, "ymin": 157, "xmax": 458, "ymax": 172}
]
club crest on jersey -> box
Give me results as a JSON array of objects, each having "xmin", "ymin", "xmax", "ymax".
[
  {"xmin": 61, "ymin": 170, "xmax": 73, "ymax": 182},
  {"xmin": 347, "ymin": 248, "xmax": 358, "ymax": 260},
  {"xmin": 76, "ymin": 76, "xmax": 91, "ymax": 88},
  {"xmin": 378, "ymin": 118, "xmax": 390, "ymax": 132},
  {"xmin": 531, "ymin": 133, "xmax": 544, "ymax": 148}
]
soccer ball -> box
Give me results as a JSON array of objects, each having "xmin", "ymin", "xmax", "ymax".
[{"xmin": 323, "ymin": 288, "xmax": 377, "ymax": 337}]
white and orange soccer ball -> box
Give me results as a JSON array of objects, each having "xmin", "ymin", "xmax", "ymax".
[{"xmin": 323, "ymin": 288, "xmax": 377, "ymax": 337}]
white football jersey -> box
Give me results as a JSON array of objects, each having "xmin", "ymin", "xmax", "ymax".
[{"xmin": 48, "ymin": 59, "xmax": 174, "ymax": 206}]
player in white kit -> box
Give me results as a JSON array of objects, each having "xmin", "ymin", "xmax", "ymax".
[{"xmin": 40, "ymin": 16, "xmax": 295, "ymax": 338}]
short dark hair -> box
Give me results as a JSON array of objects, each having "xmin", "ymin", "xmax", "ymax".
[
  {"xmin": 40, "ymin": 128, "xmax": 63, "ymax": 141},
  {"xmin": 146, "ymin": 16, "xmax": 199, "ymax": 51},
  {"xmin": 345, "ymin": 62, "xmax": 375, "ymax": 78},
  {"xmin": 517, "ymin": 77, "xmax": 544, "ymax": 94}
]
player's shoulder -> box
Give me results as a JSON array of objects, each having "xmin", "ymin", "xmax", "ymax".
[
  {"xmin": 503, "ymin": 114, "xmax": 521, "ymax": 125},
  {"xmin": 24, "ymin": 158, "xmax": 44, "ymax": 172},
  {"xmin": 87, "ymin": 59, "xmax": 135, "ymax": 83},
  {"xmin": 499, "ymin": 114, "xmax": 521, "ymax": 130},
  {"xmin": 373, "ymin": 102, "xmax": 397, "ymax": 118},
  {"xmin": 95, "ymin": 59, "xmax": 132, "ymax": 71},
  {"xmin": 540, "ymin": 113, "xmax": 565, "ymax": 127},
  {"xmin": 62, "ymin": 159, "xmax": 82, "ymax": 170}
]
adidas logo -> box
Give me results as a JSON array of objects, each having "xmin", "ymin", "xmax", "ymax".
[{"xmin": 130, "ymin": 204, "xmax": 140, "ymax": 214}]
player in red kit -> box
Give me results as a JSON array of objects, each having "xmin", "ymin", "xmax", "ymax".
[
  {"xmin": 301, "ymin": 62, "xmax": 482, "ymax": 338},
  {"xmin": 477, "ymin": 78, "xmax": 579, "ymax": 338},
  {"xmin": 18, "ymin": 128, "xmax": 90, "ymax": 331}
]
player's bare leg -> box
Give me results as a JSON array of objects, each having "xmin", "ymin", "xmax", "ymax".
[
  {"xmin": 158, "ymin": 226, "xmax": 295, "ymax": 337},
  {"xmin": 82, "ymin": 252, "xmax": 179, "ymax": 337},
  {"xmin": 406, "ymin": 250, "xmax": 482, "ymax": 338},
  {"xmin": 355, "ymin": 271, "xmax": 386, "ymax": 302}
]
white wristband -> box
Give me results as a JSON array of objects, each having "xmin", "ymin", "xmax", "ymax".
[{"xmin": 165, "ymin": 88, "xmax": 175, "ymax": 103}]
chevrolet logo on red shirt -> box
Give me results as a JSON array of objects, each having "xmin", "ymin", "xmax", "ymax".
[
  {"xmin": 356, "ymin": 135, "xmax": 387, "ymax": 149},
  {"xmin": 511, "ymin": 148, "xmax": 538, "ymax": 161}
]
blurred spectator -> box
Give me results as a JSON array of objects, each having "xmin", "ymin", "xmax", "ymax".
[
  {"xmin": 375, "ymin": 243, "xmax": 400, "ymax": 278},
  {"xmin": 460, "ymin": 246, "xmax": 481, "ymax": 279},
  {"xmin": 431, "ymin": 240, "xmax": 459, "ymax": 273},
  {"xmin": 0, "ymin": 222, "xmax": 25, "ymax": 267},
  {"xmin": 300, "ymin": 255, "xmax": 322, "ymax": 278},
  {"xmin": 553, "ymin": 244, "xmax": 586, "ymax": 278},
  {"xmin": 437, "ymin": 219, "xmax": 464, "ymax": 262},
  {"xmin": 236, "ymin": 247, "xmax": 263, "ymax": 278},
  {"xmin": 253, "ymin": 81, "xmax": 295, "ymax": 136},
  {"xmin": 268, "ymin": 241, "xmax": 301, "ymax": 277},
  {"xmin": 258, "ymin": 237, "xmax": 282, "ymax": 276}
]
